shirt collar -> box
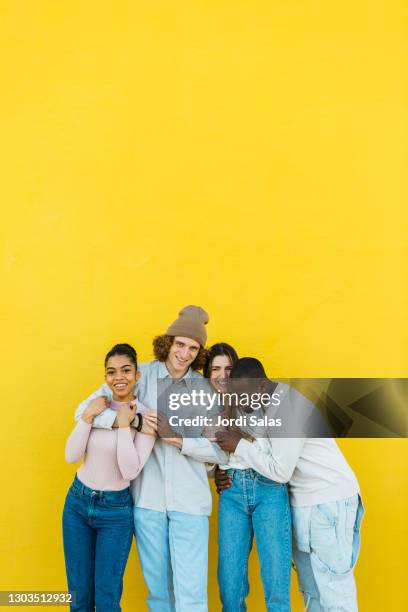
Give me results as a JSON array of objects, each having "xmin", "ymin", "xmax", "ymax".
[{"xmin": 157, "ymin": 360, "xmax": 196, "ymax": 389}]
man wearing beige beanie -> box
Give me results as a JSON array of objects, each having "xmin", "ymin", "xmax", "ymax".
[
  {"xmin": 166, "ymin": 304, "xmax": 209, "ymax": 346},
  {"xmin": 75, "ymin": 305, "xmax": 228, "ymax": 612}
]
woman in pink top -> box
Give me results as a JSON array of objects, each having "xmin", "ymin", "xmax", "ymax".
[{"xmin": 62, "ymin": 343, "xmax": 157, "ymax": 612}]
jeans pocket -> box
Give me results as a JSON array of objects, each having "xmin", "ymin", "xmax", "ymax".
[
  {"xmin": 102, "ymin": 491, "xmax": 132, "ymax": 509},
  {"xmin": 256, "ymin": 474, "xmax": 282, "ymax": 487},
  {"xmin": 309, "ymin": 550, "xmax": 359, "ymax": 612},
  {"xmin": 69, "ymin": 484, "xmax": 80, "ymax": 499},
  {"xmin": 310, "ymin": 549, "xmax": 355, "ymax": 578},
  {"xmin": 103, "ymin": 499, "xmax": 132, "ymax": 509},
  {"xmin": 310, "ymin": 500, "xmax": 359, "ymax": 576}
]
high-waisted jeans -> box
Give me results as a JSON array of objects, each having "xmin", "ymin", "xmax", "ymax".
[
  {"xmin": 62, "ymin": 475, "xmax": 134, "ymax": 612},
  {"xmin": 218, "ymin": 468, "xmax": 292, "ymax": 612}
]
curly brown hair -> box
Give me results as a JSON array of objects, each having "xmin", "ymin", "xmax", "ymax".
[{"xmin": 152, "ymin": 335, "xmax": 208, "ymax": 371}]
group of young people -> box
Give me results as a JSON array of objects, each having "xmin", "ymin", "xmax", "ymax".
[{"xmin": 63, "ymin": 305, "xmax": 364, "ymax": 611}]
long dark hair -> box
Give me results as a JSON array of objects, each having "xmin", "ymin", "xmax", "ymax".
[{"xmin": 203, "ymin": 342, "xmax": 239, "ymax": 378}]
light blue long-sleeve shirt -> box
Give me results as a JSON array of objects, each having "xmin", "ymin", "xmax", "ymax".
[{"xmin": 75, "ymin": 360, "xmax": 228, "ymax": 515}]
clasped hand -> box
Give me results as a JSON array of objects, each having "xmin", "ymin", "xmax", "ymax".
[{"xmin": 215, "ymin": 430, "xmax": 243, "ymax": 453}]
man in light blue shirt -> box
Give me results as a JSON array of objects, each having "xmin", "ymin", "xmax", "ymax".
[{"xmin": 75, "ymin": 306, "xmax": 227, "ymax": 612}]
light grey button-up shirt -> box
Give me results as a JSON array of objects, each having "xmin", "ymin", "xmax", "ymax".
[{"xmin": 74, "ymin": 360, "xmax": 228, "ymax": 516}]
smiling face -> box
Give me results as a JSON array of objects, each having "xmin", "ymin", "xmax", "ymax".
[
  {"xmin": 105, "ymin": 355, "xmax": 140, "ymax": 401},
  {"xmin": 166, "ymin": 336, "xmax": 201, "ymax": 378},
  {"xmin": 209, "ymin": 355, "xmax": 233, "ymax": 392}
]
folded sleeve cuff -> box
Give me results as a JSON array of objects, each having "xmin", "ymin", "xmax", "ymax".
[
  {"xmin": 91, "ymin": 408, "xmax": 117, "ymax": 430},
  {"xmin": 180, "ymin": 438, "xmax": 194, "ymax": 455}
]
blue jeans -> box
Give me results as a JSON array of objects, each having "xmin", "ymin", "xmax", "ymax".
[
  {"xmin": 62, "ymin": 475, "xmax": 134, "ymax": 611},
  {"xmin": 292, "ymin": 494, "xmax": 364, "ymax": 612},
  {"xmin": 218, "ymin": 469, "xmax": 292, "ymax": 612},
  {"xmin": 134, "ymin": 507, "xmax": 208, "ymax": 612}
]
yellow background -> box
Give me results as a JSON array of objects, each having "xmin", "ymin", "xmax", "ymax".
[{"xmin": 1, "ymin": 1, "xmax": 407, "ymax": 610}]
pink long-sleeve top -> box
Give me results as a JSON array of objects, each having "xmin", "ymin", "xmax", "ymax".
[{"xmin": 65, "ymin": 399, "xmax": 155, "ymax": 491}]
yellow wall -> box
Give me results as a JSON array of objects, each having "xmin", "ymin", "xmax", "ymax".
[{"xmin": 1, "ymin": 1, "xmax": 407, "ymax": 610}]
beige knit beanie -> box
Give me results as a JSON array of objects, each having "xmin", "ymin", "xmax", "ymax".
[{"xmin": 165, "ymin": 305, "xmax": 209, "ymax": 347}]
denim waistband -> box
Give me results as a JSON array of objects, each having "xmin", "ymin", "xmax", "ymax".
[
  {"xmin": 71, "ymin": 474, "xmax": 131, "ymax": 501},
  {"xmin": 225, "ymin": 468, "xmax": 261, "ymax": 479}
]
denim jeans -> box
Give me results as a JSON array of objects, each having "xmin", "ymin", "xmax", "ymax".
[
  {"xmin": 218, "ymin": 469, "xmax": 292, "ymax": 612},
  {"xmin": 134, "ymin": 507, "xmax": 209, "ymax": 612},
  {"xmin": 62, "ymin": 475, "xmax": 134, "ymax": 611},
  {"xmin": 292, "ymin": 494, "xmax": 364, "ymax": 612}
]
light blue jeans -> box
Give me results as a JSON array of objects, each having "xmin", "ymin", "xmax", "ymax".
[
  {"xmin": 292, "ymin": 494, "xmax": 364, "ymax": 612},
  {"xmin": 134, "ymin": 507, "xmax": 208, "ymax": 612},
  {"xmin": 218, "ymin": 469, "xmax": 292, "ymax": 612}
]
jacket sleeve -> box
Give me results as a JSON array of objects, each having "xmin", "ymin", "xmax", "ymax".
[
  {"xmin": 232, "ymin": 437, "xmax": 305, "ymax": 483},
  {"xmin": 74, "ymin": 384, "xmax": 116, "ymax": 429},
  {"xmin": 180, "ymin": 438, "xmax": 229, "ymax": 465}
]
